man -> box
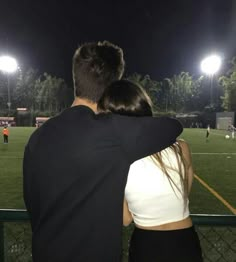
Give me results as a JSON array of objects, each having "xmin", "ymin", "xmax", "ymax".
[
  {"xmin": 23, "ymin": 41, "xmax": 183, "ymax": 262},
  {"xmin": 2, "ymin": 126, "xmax": 9, "ymax": 144}
]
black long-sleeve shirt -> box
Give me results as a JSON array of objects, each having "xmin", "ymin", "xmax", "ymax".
[{"xmin": 23, "ymin": 105, "xmax": 182, "ymax": 262}]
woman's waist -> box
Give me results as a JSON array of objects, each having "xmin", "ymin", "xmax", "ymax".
[{"xmin": 135, "ymin": 216, "xmax": 192, "ymax": 231}]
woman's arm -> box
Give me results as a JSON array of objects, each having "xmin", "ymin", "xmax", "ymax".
[
  {"xmin": 123, "ymin": 198, "xmax": 133, "ymax": 226},
  {"xmin": 178, "ymin": 139, "xmax": 194, "ymax": 194}
]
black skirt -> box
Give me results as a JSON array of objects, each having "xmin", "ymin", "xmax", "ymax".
[{"xmin": 129, "ymin": 226, "xmax": 203, "ymax": 262}]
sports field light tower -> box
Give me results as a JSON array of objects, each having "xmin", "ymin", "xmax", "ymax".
[
  {"xmin": 0, "ymin": 56, "xmax": 18, "ymax": 116},
  {"xmin": 200, "ymin": 54, "xmax": 222, "ymax": 106}
]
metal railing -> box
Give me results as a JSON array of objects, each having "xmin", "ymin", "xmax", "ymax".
[
  {"xmin": 0, "ymin": 209, "xmax": 236, "ymax": 262},
  {"xmin": 192, "ymin": 215, "xmax": 236, "ymax": 262},
  {"xmin": 0, "ymin": 209, "xmax": 30, "ymax": 262}
]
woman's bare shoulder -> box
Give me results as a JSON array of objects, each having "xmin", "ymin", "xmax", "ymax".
[{"xmin": 177, "ymin": 139, "xmax": 191, "ymax": 156}]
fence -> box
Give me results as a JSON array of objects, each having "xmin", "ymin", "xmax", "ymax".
[
  {"xmin": 192, "ymin": 215, "xmax": 236, "ymax": 262},
  {"xmin": 0, "ymin": 209, "xmax": 236, "ymax": 262},
  {"xmin": 0, "ymin": 209, "xmax": 31, "ymax": 262}
]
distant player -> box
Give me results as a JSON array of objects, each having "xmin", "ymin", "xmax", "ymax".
[
  {"xmin": 2, "ymin": 126, "xmax": 9, "ymax": 144},
  {"xmin": 206, "ymin": 124, "xmax": 210, "ymax": 142},
  {"xmin": 228, "ymin": 124, "xmax": 236, "ymax": 139}
]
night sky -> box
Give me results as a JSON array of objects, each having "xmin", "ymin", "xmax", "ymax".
[{"xmin": 1, "ymin": 0, "xmax": 236, "ymax": 84}]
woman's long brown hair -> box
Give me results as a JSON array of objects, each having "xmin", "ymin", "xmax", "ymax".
[
  {"xmin": 98, "ymin": 79, "xmax": 188, "ymax": 205},
  {"xmin": 151, "ymin": 143, "xmax": 188, "ymax": 208}
]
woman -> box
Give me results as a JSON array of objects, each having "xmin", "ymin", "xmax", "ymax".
[{"xmin": 98, "ymin": 79, "xmax": 203, "ymax": 262}]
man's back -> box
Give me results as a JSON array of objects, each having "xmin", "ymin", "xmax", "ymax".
[{"xmin": 24, "ymin": 105, "xmax": 182, "ymax": 261}]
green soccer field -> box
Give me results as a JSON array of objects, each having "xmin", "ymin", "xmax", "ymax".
[{"xmin": 0, "ymin": 127, "xmax": 235, "ymax": 214}]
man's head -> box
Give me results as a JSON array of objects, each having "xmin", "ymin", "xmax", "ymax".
[{"xmin": 72, "ymin": 41, "xmax": 125, "ymax": 103}]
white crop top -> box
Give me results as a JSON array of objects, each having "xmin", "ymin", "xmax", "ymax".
[{"xmin": 125, "ymin": 146, "xmax": 189, "ymax": 227}]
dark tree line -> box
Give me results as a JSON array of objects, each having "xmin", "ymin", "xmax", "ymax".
[
  {"xmin": 0, "ymin": 57, "xmax": 236, "ymax": 118},
  {"xmin": 0, "ymin": 68, "xmax": 73, "ymax": 117},
  {"xmin": 128, "ymin": 57, "xmax": 236, "ymax": 114}
]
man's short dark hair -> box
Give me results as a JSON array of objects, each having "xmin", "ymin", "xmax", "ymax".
[{"xmin": 72, "ymin": 41, "xmax": 125, "ymax": 103}]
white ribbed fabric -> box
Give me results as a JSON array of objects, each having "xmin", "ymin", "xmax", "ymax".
[{"xmin": 125, "ymin": 147, "xmax": 189, "ymax": 227}]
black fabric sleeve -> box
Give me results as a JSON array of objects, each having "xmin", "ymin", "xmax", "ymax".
[{"xmin": 112, "ymin": 115, "xmax": 183, "ymax": 163}]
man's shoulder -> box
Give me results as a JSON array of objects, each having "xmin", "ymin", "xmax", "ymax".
[{"xmin": 27, "ymin": 116, "xmax": 59, "ymax": 147}]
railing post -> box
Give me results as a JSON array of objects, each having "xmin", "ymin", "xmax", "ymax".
[{"xmin": 0, "ymin": 221, "xmax": 5, "ymax": 262}]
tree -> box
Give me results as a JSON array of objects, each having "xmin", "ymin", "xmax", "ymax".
[
  {"xmin": 12, "ymin": 69, "xmax": 72, "ymax": 116},
  {"xmin": 35, "ymin": 73, "xmax": 72, "ymax": 114},
  {"xmin": 0, "ymin": 70, "xmax": 21, "ymax": 115},
  {"xmin": 12, "ymin": 68, "xmax": 39, "ymax": 110},
  {"xmin": 0, "ymin": 72, "xmax": 8, "ymax": 112},
  {"xmin": 219, "ymin": 57, "xmax": 236, "ymax": 111},
  {"xmin": 163, "ymin": 72, "xmax": 203, "ymax": 112},
  {"xmin": 127, "ymin": 73, "xmax": 162, "ymax": 111},
  {"xmin": 128, "ymin": 72, "xmax": 205, "ymax": 113}
]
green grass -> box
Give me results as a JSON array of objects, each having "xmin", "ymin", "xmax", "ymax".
[
  {"xmin": 179, "ymin": 128, "xmax": 236, "ymax": 215},
  {"xmin": 0, "ymin": 127, "xmax": 235, "ymax": 213},
  {"xmin": 0, "ymin": 127, "xmax": 35, "ymax": 209},
  {"xmin": 1, "ymin": 127, "xmax": 236, "ymax": 261}
]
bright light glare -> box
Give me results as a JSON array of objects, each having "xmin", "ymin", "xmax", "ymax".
[
  {"xmin": 201, "ymin": 55, "xmax": 221, "ymax": 75},
  {"xmin": 0, "ymin": 56, "xmax": 18, "ymax": 73}
]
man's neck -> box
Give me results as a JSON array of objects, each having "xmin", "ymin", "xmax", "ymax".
[{"xmin": 71, "ymin": 97, "xmax": 97, "ymax": 113}]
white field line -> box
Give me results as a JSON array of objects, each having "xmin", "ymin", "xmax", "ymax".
[
  {"xmin": 210, "ymin": 131, "xmax": 229, "ymax": 136},
  {"xmin": 197, "ymin": 129, "xmax": 232, "ymax": 136},
  {"xmin": 0, "ymin": 156, "xmax": 23, "ymax": 159},
  {"xmin": 192, "ymin": 152, "xmax": 236, "ymax": 155}
]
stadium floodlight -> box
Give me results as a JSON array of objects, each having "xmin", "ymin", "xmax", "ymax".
[
  {"xmin": 0, "ymin": 56, "xmax": 18, "ymax": 73},
  {"xmin": 200, "ymin": 55, "xmax": 222, "ymax": 75},
  {"xmin": 200, "ymin": 54, "xmax": 222, "ymax": 106},
  {"xmin": 0, "ymin": 55, "xmax": 18, "ymax": 116}
]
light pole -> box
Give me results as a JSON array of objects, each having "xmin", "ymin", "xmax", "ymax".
[
  {"xmin": 0, "ymin": 56, "xmax": 18, "ymax": 117},
  {"xmin": 200, "ymin": 55, "xmax": 222, "ymax": 107}
]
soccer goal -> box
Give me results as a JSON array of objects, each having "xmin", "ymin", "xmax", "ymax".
[{"xmin": 216, "ymin": 112, "xmax": 235, "ymax": 130}]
